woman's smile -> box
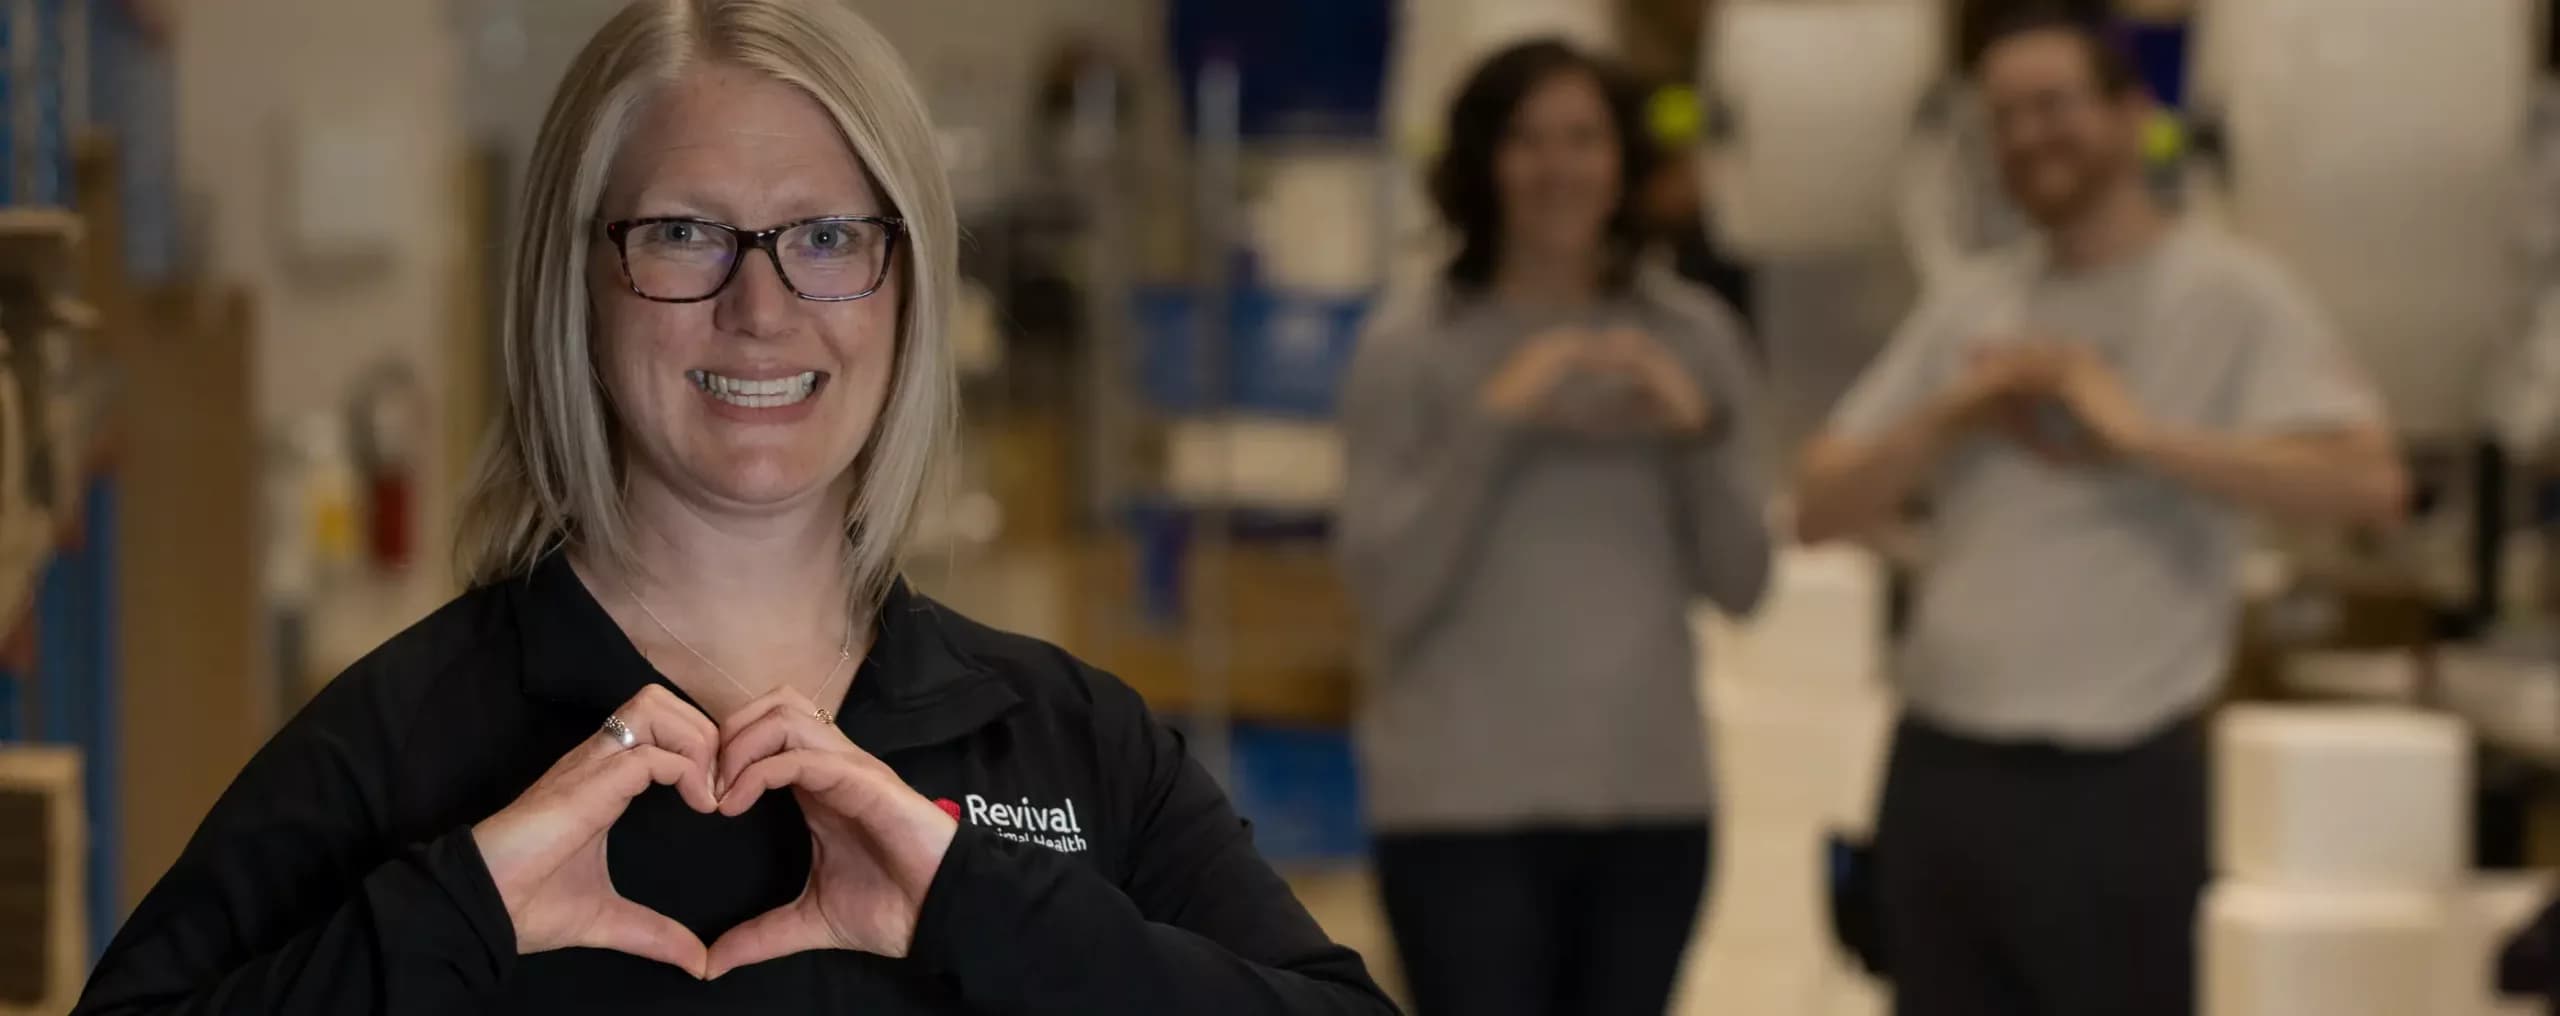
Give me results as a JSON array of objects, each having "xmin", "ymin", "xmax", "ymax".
[{"xmin": 687, "ymin": 368, "xmax": 830, "ymax": 423}]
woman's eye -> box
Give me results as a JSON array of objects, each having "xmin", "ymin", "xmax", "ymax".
[
  {"xmin": 640, "ymin": 222, "xmax": 716, "ymax": 247},
  {"xmin": 795, "ymin": 224, "xmax": 867, "ymax": 259}
]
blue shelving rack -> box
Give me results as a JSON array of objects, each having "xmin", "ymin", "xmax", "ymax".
[
  {"xmin": 0, "ymin": 0, "xmax": 155, "ymax": 964},
  {"xmin": 0, "ymin": 474, "xmax": 120, "ymax": 960}
]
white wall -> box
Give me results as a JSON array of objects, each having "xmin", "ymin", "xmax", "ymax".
[
  {"xmin": 174, "ymin": 0, "xmax": 467, "ymax": 685},
  {"xmin": 176, "ymin": 0, "xmax": 464, "ymax": 433}
]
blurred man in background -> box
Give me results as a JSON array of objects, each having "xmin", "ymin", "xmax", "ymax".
[{"xmin": 1794, "ymin": 9, "xmax": 2406, "ymax": 1016}]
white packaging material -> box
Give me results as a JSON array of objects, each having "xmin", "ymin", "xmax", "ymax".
[
  {"xmin": 1707, "ymin": 678, "xmax": 1895, "ymax": 831},
  {"xmin": 1162, "ymin": 418, "xmax": 1344, "ymax": 510},
  {"xmin": 2215, "ymin": 705, "xmax": 2471, "ymax": 889},
  {"xmin": 2201, "ymin": 0, "xmax": 2533, "ymax": 440},
  {"xmin": 1700, "ymin": 545, "xmax": 1888, "ymax": 692},
  {"xmin": 1703, "ymin": 1, "xmax": 1942, "ymax": 259},
  {"xmin": 1249, "ymin": 151, "xmax": 1386, "ymax": 295},
  {"xmin": 2203, "ymin": 883, "xmax": 2458, "ymax": 1016}
]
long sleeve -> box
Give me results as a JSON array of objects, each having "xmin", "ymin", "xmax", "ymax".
[
  {"xmin": 1332, "ymin": 304, "xmax": 1522, "ymax": 664},
  {"xmin": 74, "ymin": 666, "xmax": 517, "ymax": 1016},
  {"xmin": 904, "ymin": 675, "xmax": 1397, "ymax": 1015},
  {"xmin": 1643, "ymin": 271, "xmax": 1774, "ymax": 616},
  {"xmin": 1672, "ymin": 431, "xmax": 1773, "ymax": 616}
]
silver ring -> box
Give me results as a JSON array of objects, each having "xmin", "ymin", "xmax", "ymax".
[{"xmin": 601, "ymin": 713, "xmax": 637, "ymax": 750}]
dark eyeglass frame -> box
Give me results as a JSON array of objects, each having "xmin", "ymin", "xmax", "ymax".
[{"xmin": 600, "ymin": 214, "xmax": 907, "ymax": 304}]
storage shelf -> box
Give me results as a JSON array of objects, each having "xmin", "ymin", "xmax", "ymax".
[
  {"xmin": 0, "ymin": 385, "xmax": 110, "ymax": 632},
  {"xmin": 50, "ymin": 297, "xmax": 101, "ymax": 332},
  {"xmin": 0, "ymin": 507, "xmax": 55, "ymax": 632},
  {"xmin": 0, "ymin": 209, "xmax": 84, "ymax": 277}
]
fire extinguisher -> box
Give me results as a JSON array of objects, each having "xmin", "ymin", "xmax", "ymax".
[{"xmin": 349, "ymin": 361, "xmax": 428, "ymax": 573}]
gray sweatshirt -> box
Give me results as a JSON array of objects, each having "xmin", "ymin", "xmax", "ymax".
[{"xmin": 1335, "ymin": 268, "xmax": 1773, "ymax": 832}]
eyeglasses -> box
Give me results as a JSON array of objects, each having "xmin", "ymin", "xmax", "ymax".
[{"xmin": 601, "ymin": 214, "xmax": 906, "ymax": 303}]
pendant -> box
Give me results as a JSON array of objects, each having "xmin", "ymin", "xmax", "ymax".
[{"xmin": 814, "ymin": 707, "xmax": 834, "ymax": 726}]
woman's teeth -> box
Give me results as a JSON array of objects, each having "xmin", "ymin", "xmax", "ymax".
[{"xmin": 687, "ymin": 370, "xmax": 820, "ymax": 409}]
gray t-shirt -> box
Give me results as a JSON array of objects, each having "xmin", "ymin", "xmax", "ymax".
[{"xmin": 1831, "ymin": 223, "xmax": 2384, "ymax": 746}]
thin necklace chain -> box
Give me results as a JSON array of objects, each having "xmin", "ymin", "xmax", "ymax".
[{"xmin": 618, "ymin": 574, "xmax": 856, "ymax": 723}]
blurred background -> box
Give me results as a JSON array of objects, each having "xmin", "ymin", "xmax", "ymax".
[{"xmin": 7, "ymin": 0, "xmax": 2560, "ymax": 1013}]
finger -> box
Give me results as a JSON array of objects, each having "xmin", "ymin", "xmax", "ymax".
[
  {"xmin": 713, "ymin": 687, "xmax": 830, "ymax": 798},
  {"xmin": 643, "ymin": 683, "xmax": 724, "ymax": 760},
  {"xmin": 586, "ymin": 685, "xmax": 693, "ymax": 762},
  {"xmin": 618, "ymin": 687, "xmax": 722, "ymax": 812},
  {"xmin": 584, "ymin": 691, "xmax": 718, "ymax": 813},
  {"xmin": 715, "ymin": 705, "xmax": 838, "ymax": 799},
  {"xmin": 588, "ymin": 744, "xmax": 703, "ymax": 817},
  {"xmin": 720, "ymin": 748, "xmax": 863, "ymax": 817},
  {"xmin": 705, "ymin": 899, "xmax": 827, "ymax": 979},
  {"xmin": 584, "ymin": 896, "xmax": 709, "ymax": 978},
  {"xmin": 717, "ymin": 684, "xmax": 823, "ymax": 736}
]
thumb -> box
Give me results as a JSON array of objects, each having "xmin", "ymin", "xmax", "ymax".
[
  {"xmin": 584, "ymin": 897, "xmax": 708, "ymax": 978},
  {"xmin": 706, "ymin": 898, "xmax": 828, "ymax": 979}
]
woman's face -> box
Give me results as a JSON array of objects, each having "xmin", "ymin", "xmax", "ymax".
[
  {"xmin": 1495, "ymin": 70, "xmax": 1623, "ymax": 265},
  {"xmin": 591, "ymin": 64, "xmax": 900, "ymax": 517}
]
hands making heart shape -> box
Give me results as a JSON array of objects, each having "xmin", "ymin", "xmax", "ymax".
[
  {"xmin": 1477, "ymin": 325, "xmax": 1716, "ymax": 439},
  {"xmin": 469, "ymin": 684, "xmax": 959, "ymax": 979},
  {"xmin": 1942, "ymin": 339, "xmax": 2153, "ymax": 465}
]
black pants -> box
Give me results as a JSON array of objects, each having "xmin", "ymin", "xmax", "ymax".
[
  {"xmin": 1876, "ymin": 714, "xmax": 2210, "ymax": 1016},
  {"xmin": 1374, "ymin": 822, "xmax": 1711, "ymax": 1016}
]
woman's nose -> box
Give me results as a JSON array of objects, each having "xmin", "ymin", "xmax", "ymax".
[{"xmin": 713, "ymin": 248, "xmax": 801, "ymax": 338}]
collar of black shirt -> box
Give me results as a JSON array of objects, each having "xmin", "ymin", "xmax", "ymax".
[{"xmin": 509, "ymin": 549, "xmax": 1022, "ymax": 755}]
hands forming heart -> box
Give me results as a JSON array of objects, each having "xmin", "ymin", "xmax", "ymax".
[
  {"xmin": 1477, "ymin": 325, "xmax": 1716, "ymax": 439},
  {"xmin": 1950, "ymin": 339, "xmax": 2153, "ymax": 465},
  {"xmin": 469, "ymin": 684, "xmax": 959, "ymax": 979}
]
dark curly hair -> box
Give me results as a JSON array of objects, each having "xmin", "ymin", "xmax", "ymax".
[{"xmin": 1428, "ymin": 39, "xmax": 1659, "ymax": 292}]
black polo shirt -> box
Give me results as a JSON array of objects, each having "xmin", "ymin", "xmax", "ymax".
[{"xmin": 75, "ymin": 552, "xmax": 1394, "ymax": 1015}]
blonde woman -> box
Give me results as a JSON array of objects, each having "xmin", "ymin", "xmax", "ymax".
[{"xmin": 74, "ymin": 2, "xmax": 1394, "ymax": 1013}]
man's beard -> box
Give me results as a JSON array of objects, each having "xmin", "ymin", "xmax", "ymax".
[
  {"xmin": 2017, "ymin": 162, "xmax": 2140, "ymax": 227},
  {"xmin": 2008, "ymin": 152, "xmax": 2133, "ymax": 228}
]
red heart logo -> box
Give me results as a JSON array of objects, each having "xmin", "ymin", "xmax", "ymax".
[{"xmin": 933, "ymin": 797, "xmax": 963, "ymax": 821}]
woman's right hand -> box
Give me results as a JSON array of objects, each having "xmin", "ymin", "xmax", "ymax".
[
  {"xmin": 1478, "ymin": 327, "xmax": 1595, "ymax": 421},
  {"xmin": 471, "ymin": 685, "xmax": 721, "ymax": 975}
]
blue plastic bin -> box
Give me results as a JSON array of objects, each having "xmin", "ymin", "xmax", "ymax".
[
  {"xmin": 1219, "ymin": 722, "xmax": 1367, "ymax": 866},
  {"xmin": 1134, "ymin": 286, "xmax": 1369, "ymax": 418}
]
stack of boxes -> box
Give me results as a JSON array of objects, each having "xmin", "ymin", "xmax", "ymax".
[
  {"xmin": 2204, "ymin": 705, "xmax": 2541, "ymax": 1016},
  {"xmin": 1684, "ymin": 546, "xmax": 1895, "ymax": 1015}
]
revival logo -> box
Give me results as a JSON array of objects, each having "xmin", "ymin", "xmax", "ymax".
[{"xmin": 933, "ymin": 794, "xmax": 1090, "ymax": 854}]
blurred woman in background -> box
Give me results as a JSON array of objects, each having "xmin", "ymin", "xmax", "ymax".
[{"xmin": 1336, "ymin": 38, "xmax": 1773, "ymax": 1016}]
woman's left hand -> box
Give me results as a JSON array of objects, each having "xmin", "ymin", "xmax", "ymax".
[
  {"xmin": 703, "ymin": 688, "xmax": 958, "ymax": 978},
  {"xmin": 1594, "ymin": 327, "xmax": 1715, "ymax": 437}
]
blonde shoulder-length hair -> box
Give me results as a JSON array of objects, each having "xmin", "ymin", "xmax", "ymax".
[{"xmin": 456, "ymin": 0, "xmax": 955, "ymax": 610}]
